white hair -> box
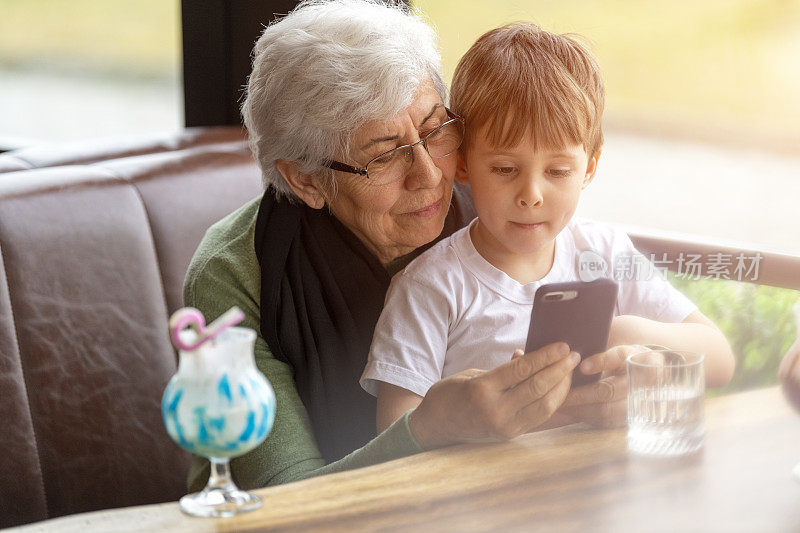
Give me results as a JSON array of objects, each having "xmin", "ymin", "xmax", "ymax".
[{"xmin": 241, "ymin": 0, "xmax": 446, "ymax": 201}]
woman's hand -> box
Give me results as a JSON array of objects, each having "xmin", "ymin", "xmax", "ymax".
[
  {"xmin": 408, "ymin": 342, "xmax": 581, "ymax": 449},
  {"xmin": 558, "ymin": 344, "xmax": 650, "ymax": 428},
  {"xmin": 779, "ymin": 338, "xmax": 800, "ymax": 411}
]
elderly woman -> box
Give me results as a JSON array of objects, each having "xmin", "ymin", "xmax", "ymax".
[{"xmin": 186, "ymin": 0, "xmax": 620, "ymax": 490}]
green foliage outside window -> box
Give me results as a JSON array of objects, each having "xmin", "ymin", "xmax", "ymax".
[{"xmin": 669, "ymin": 274, "xmax": 799, "ymax": 396}]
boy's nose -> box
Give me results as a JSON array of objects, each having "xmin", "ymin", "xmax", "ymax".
[{"xmin": 517, "ymin": 181, "xmax": 543, "ymax": 208}]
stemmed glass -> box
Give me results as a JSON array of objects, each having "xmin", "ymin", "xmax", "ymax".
[{"xmin": 162, "ymin": 307, "xmax": 276, "ymax": 517}]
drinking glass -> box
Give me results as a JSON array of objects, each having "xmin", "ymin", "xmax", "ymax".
[
  {"xmin": 162, "ymin": 326, "xmax": 276, "ymax": 517},
  {"xmin": 627, "ymin": 350, "xmax": 705, "ymax": 456}
]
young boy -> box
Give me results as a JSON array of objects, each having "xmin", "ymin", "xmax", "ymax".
[{"xmin": 360, "ymin": 23, "xmax": 734, "ymax": 432}]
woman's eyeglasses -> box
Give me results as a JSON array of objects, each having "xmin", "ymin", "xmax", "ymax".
[{"xmin": 323, "ymin": 108, "xmax": 464, "ymax": 186}]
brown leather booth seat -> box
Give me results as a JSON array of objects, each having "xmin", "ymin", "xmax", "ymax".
[{"xmin": 0, "ymin": 127, "xmax": 262, "ymax": 528}]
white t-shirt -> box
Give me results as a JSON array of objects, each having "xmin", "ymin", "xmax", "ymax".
[{"xmin": 360, "ymin": 217, "xmax": 697, "ymax": 397}]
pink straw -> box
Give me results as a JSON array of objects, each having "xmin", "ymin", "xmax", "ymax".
[{"xmin": 168, "ymin": 306, "xmax": 246, "ymax": 351}]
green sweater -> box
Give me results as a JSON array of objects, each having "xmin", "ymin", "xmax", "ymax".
[{"xmin": 184, "ymin": 196, "xmax": 423, "ymax": 491}]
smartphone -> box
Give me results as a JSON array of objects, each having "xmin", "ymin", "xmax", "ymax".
[{"xmin": 524, "ymin": 278, "xmax": 619, "ymax": 388}]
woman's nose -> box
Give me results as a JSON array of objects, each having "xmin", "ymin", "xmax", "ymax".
[
  {"xmin": 517, "ymin": 178, "xmax": 543, "ymax": 208},
  {"xmin": 404, "ymin": 143, "xmax": 440, "ymax": 190}
]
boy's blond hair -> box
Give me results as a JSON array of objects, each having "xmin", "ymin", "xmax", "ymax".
[{"xmin": 450, "ymin": 22, "xmax": 604, "ymax": 156}]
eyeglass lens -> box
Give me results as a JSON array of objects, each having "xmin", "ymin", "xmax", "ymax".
[{"xmin": 365, "ymin": 120, "xmax": 463, "ymax": 185}]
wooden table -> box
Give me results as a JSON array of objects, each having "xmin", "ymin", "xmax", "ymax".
[{"xmin": 13, "ymin": 387, "xmax": 800, "ymax": 532}]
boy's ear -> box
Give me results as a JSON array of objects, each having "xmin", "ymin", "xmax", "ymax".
[
  {"xmin": 455, "ymin": 152, "xmax": 470, "ymax": 185},
  {"xmin": 581, "ymin": 149, "xmax": 602, "ymax": 190},
  {"xmin": 275, "ymin": 159, "xmax": 326, "ymax": 209}
]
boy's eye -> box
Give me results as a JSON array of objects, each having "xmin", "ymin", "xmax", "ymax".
[
  {"xmin": 490, "ymin": 166, "xmax": 517, "ymax": 176},
  {"xmin": 547, "ymin": 168, "xmax": 572, "ymax": 178}
]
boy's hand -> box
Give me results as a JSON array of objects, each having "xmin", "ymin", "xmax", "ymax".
[
  {"xmin": 560, "ymin": 344, "xmax": 649, "ymax": 428},
  {"xmin": 607, "ymin": 315, "xmax": 648, "ymax": 349}
]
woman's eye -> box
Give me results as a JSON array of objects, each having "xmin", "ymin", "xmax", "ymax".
[
  {"xmin": 548, "ymin": 168, "xmax": 572, "ymax": 178},
  {"xmin": 371, "ymin": 150, "xmax": 398, "ymax": 166},
  {"xmin": 423, "ymin": 127, "xmax": 443, "ymax": 141},
  {"xmin": 490, "ymin": 166, "xmax": 516, "ymax": 176}
]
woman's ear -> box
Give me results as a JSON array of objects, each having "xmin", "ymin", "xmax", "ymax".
[
  {"xmin": 581, "ymin": 149, "xmax": 602, "ymax": 190},
  {"xmin": 275, "ymin": 159, "xmax": 326, "ymax": 209},
  {"xmin": 455, "ymin": 152, "xmax": 470, "ymax": 185}
]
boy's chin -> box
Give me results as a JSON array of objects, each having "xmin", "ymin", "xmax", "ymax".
[{"xmin": 501, "ymin": 234, "xmax": 555, "ymax": 256}]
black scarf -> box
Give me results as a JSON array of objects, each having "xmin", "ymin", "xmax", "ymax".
[{"xmin": 254, "ymin": 183, "xmax": 475, "ymax": 463}]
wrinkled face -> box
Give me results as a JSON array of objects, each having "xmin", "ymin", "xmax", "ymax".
[
  {"xmin": 459, "ymin": 126, "xmax": 598, "ymax": 271},
  {"xmin": 323, "ymin": 83, "xmax": 456, "ymax": 264}
]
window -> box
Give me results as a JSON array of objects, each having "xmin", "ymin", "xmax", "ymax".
[
  {"xmin": 414, "ymin": 0, "xmax": 800, "ymax": 255},
  {"xmin": 0, "ymin": 0, "xmax": 181, "ymax": 146},
  {"xmin": 414, "ymin": 0, "xmax": 800, "ymax": 395}
]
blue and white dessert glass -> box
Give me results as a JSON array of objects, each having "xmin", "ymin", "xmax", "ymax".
[{"xmin": 162, "ymin": 320, "xmax": 275, "ymax": 517}]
